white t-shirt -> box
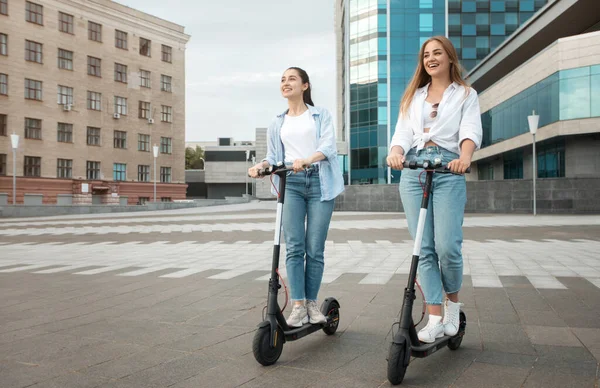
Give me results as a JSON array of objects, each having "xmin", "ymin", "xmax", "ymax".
[{"xmin": 280, "ymin": 110, "xmax": 318, "ymax": 164}]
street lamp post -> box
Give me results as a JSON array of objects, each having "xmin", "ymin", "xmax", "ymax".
[
  {"xmin": 153, "ymin": 144, "xmax": 159, "ymax": 203},
  {"xmin": 528, "ymin": 110, "xmax": 539, "ymax": 216},
  {"xmin": 10, "ymin": 133, "xmax": 19, "ymax": 205}
]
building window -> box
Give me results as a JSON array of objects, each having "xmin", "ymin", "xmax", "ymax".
[
  {"xmin": 25, "ymin": 40, "xmax": 42, "ymax": 63},
  {"xmin": 114, "ymin": 63, "xmax": 127, "ymax": 83},
  {"xmin": 25, "ymin": 2, "xmax": 43, "ymax": 25},
  {"xmin": 161, "ymin": 44, "xmax": 172, "ymax": 62},
  {"xmin": 139, "ymin": 37, "xmax": 151, "ymax": 56},
  {"xmin": 114, "ymin": 96, "xmax": 127, "ymax": 115},
  {"xmin": 25, "ymin": 118, "xmax": 41, "ymax": 139},
  {"xmin": 161, "ymin": 75, "xmax": 172, "ymax": 92},
  {"xmin": 160, "ymin": 137, "xmax": 172, "ymax": 154},
  {"xmin": 138, "ymin": 165, "xmax": 149, "ymax": 181},
  {"xmin": 87, "ymin": 126, "xmax": 100, "ymax": 146},
  {"xmin": 87, "ymin": 161, "xmax": 100, "ymax": 179},
  {"xmin": 537, "ymin": 139, "xmax": 565, "ymax": 178},
  {"xmin": 87, "ymin": 56, "xmax": 101, "ymax": 77},
  {"xmin": 160, "ymin": 167, "xmax": 171, "ymax": 183},
  {"xmin": 58, "ymin": 12, "xmax": 73, "ymax": 34},
  {"xmin": 0, "ymin": 114, "xmax": 6, "ymax": 136},
  {"xmin": 503, "ymin": 150, "xmax": 523, "ymax": 179},
  {"xmin": 139, "ymin": 101, "xmax": 150, "ymax": 119},
  {"xmin": 25, "ymin": 79, "xmax": 42, "ymax": 100},
  {"xmin": 57, "ymin": 85, "xmax": 73, "ymax": 105},
  {"xmin": 114, "ymin": 130, "xmax": 127, "ymax": 149},
  {"xmin": 58, "ymin": 49, "xmax": 73, "ymax": 70},
  {"xmin": 115, "ymin": 30, "xmax": 127, "ymax": 49},
  {"xmin": 113, "ymin": 163, "xmax": 126, "ymax": 181},
  {"xmin": 140, "ymin": 70, "xmax": 151, "ymax": 88},
  {"xmin": 87, "ymin": 91, "xmax": 101, "ymax": 111},
  {"xmin": 161, "ymin": 197, "xmax": 172, "ymax": 202},
  {"xmin": 138, "ymin": 134, "xmax": 150, "ymax": 151},
  {"xmin": 0, "ymin": 0, "xmax": 7, "ymax": 15},
  {"xmin": 0, "ymin": 73, "xmax": 6, "ymax": 95},
  {"xmin": 88, "ymin": 21, "xmax": 102, "ymax": 42},
  {"xmin": 161, "ymin": 105, "xmax": 172, "ymax": 122},
  {"xmin": 0, "ymin": 153, "xmax": 6, "ymax": 176},
  {"xmin": 138, "ymin": 196, "xmax": 149, "ymax": 205},
  {"xmin": 0, "ymin": 33, "xmax": 6, "ymax": 56},
  {"xmin": 57, "ymin": 158, "xmax": 72, "ymax": 178},
  {"xmin": 24, "ymin": 156, "xmax": 41, "ymax": 176},
  {"xmin": 57, "ymin": 122, "xmax": 73, "ymax": 143},
  {"xmin": 477, "ymin": 162, "xmax": 494, "ymax": 180}
]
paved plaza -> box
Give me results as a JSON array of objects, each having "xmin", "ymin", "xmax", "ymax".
[{"xmin": 0, "ymin": 202, "xmax": 599, "ymax": 387}]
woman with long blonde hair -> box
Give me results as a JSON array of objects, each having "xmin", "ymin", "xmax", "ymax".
[{"xmin": 386, "ymin": 36, "xmax": 482, "ymax": 343}]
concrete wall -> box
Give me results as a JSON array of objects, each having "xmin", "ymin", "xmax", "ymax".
[
  {"xmin": 206, "ymin": 183, "xmax": 247, "ymax": 200},
  {"xmin": 334, "ymin": 178, "xmax": 600, "ymax": 214}
]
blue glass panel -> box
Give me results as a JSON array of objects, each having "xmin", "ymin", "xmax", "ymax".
[
  {"xmin": 490, "ymin": 1, "xmax": 505, "ymax": 11},
  {"xmin": 559, "ymin": 72, "xmax": 590, "ymax": 120},
  {"xmin": 359, "ymin": 131, "xmax": 369, "ymax": 148},
  {"xmin": 419, "ymin": 0, "xmax": 433, "ymax": 8},
  {"xmin": 592, "ymin": 74, "xmax": 600, "ymax": 117},
  {"xmin": 491, "ymin": 24, "xmax": 505, "ymax": 35},
  {"xmin": 370, "ymin": 130, "xmax": 377, "ymax": 147},
  {"xmin": 462, "ymin": 24, "xmax": 476, "ymax": 35},
  {"xmin": 520, "ymin": 0, "xmax": 534, "ymax": 11},
  {"xmin": 419, "ymin": 13, "xmax": 433, "ymax": 32},
  {"xmin": 463, "ymin": 47, "xmax": 476, "ymax": 59},
  {"xmin": 462, "ymin": 1, "xmax": 476, "ymax": 12},
  {"xmin": 476, "ymin": 13, "xmax": 490, "ymax": 24},
  {"xmin": 505, "ymin": 13, "xmax": 518, "ymax": 25},
  {"xmin": 476, "ymin": 36, "xmax": 489, "ymax": 48},
  {"xmin": 448, "ymin": 14, "xmax": 460, "ymax": 25}
]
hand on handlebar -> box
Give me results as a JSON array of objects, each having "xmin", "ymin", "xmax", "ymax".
[
  {"xmin": 292, "ymin": 158, "xmax": 310, "ymax": 173},
  {"xmin": 248, "ymin": 162, "xmax": 268, "ymax": 179},
  {"xmin": 386, "ymin": 153, "xmax": 405, "ymax": 170},
  {"xmin": 446, "ymin": 157, "xmax": 471, "ymax": 175}
]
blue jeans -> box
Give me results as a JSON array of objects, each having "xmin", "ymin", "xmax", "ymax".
[
  {"xmin": 282, "ymin": 169, "xmax": 335, "ymax": 302},
  {"xmin": 399, "ymin": 146, "xmax": 466, "ymax": 305}
]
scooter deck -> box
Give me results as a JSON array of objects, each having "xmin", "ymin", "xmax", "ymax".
[
  {"xmin": 411, "ymin": 332, "xmax": 464, "ymax": 358},
  {"xmin": 283, "ymin": 317, "xmax": 336, "ymax": 341}
]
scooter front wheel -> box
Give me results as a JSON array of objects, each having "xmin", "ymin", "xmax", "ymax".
[
  {"xmin": 321, "ymin": 299, "xmax": 340, "ymax": 335},
  {"xmin": 253, "ymin": 324, "xmax": 284, "ymax": 366},
  {"xmin": 387, "ymin": 341, "xmax": 409, "ymax": 385}
]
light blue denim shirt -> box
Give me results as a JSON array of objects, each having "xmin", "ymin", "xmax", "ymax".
[{"xmin": 262, "ymin": 104, "xmax": 345, "ymax": 201}]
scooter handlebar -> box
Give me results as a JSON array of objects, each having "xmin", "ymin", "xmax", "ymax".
[
  {"xmin": 403, "ymin": 160, "xmax": 470, "ymax": 174},
  {"xmin": 253, "ymin": 163, "xmax": 295, "ymax": 177}
]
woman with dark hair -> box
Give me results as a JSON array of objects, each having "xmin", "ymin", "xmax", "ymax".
[
  {"xmin": 386, "ymin": 36, "xmax": 482, "ymax": 343},
  {"xmin": 249, "ymin": 67, "xmax": 344, "ymax": 327}
]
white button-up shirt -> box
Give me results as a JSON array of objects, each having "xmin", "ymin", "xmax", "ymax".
[{"xmin": 390, "ymin": 82, "xmax": 483, "ymax": 156}]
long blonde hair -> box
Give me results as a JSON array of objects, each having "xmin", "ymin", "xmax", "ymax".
[{"xmin": 399, "ymin": 36, "xmax": 469, "ymax": 117}]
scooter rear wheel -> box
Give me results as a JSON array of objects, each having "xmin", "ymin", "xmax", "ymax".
[
  {"xmin": 447, "ymin": 311, "xmax": 466, "ymax": 351},
  {"xmin": 387, "ymin": 341, "xmax": 409, "ymax": 385},
  {"xmin": 321, "ymin": 299, "xmax": 340, "ymax": 336},
  {"xmin": 253, "ymin": 325, "xmax": 284, "ymax": 366}
]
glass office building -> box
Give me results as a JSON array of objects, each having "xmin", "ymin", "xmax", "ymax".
[{"xmin": 345, "ymin": 0, "xmax": 549, "ymax": 184}]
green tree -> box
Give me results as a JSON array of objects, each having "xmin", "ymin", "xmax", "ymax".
[{"xmin": 185, "ymin": 146, "xmax": 205, "ymax": 169}]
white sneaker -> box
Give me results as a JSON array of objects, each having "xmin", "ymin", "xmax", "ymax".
[
  {"xmin": 306, "ymin": 300, "xmax": 327, "ymax": 324},
  {"xmin": 286, "ymin": 304, "xmax": 308, "ymax": 328},
  {"xmin": 443, "ymin": 299, "xmax": 463, "ymax": 336},
  {"xmin": 418, "ymin": 315, "xmax": 444, "ymax": 343}
]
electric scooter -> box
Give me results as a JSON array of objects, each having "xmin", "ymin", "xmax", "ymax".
[
  {"xmin": 387, "ymin": 159, "xmax": 468, "ymax": 385},
  {"xmin": 252, "ymin": 162, "xmax": 341, "ymax": 366}
]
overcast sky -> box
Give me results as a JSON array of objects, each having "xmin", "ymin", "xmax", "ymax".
[{"xmin": 115, "ymin": 0, "xmax": 337, "ymax": 142}]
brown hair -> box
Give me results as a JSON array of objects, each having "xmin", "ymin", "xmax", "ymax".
[{"xmin": 399, "ymin": 36, "xmax": 469, "ymax": 117}]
